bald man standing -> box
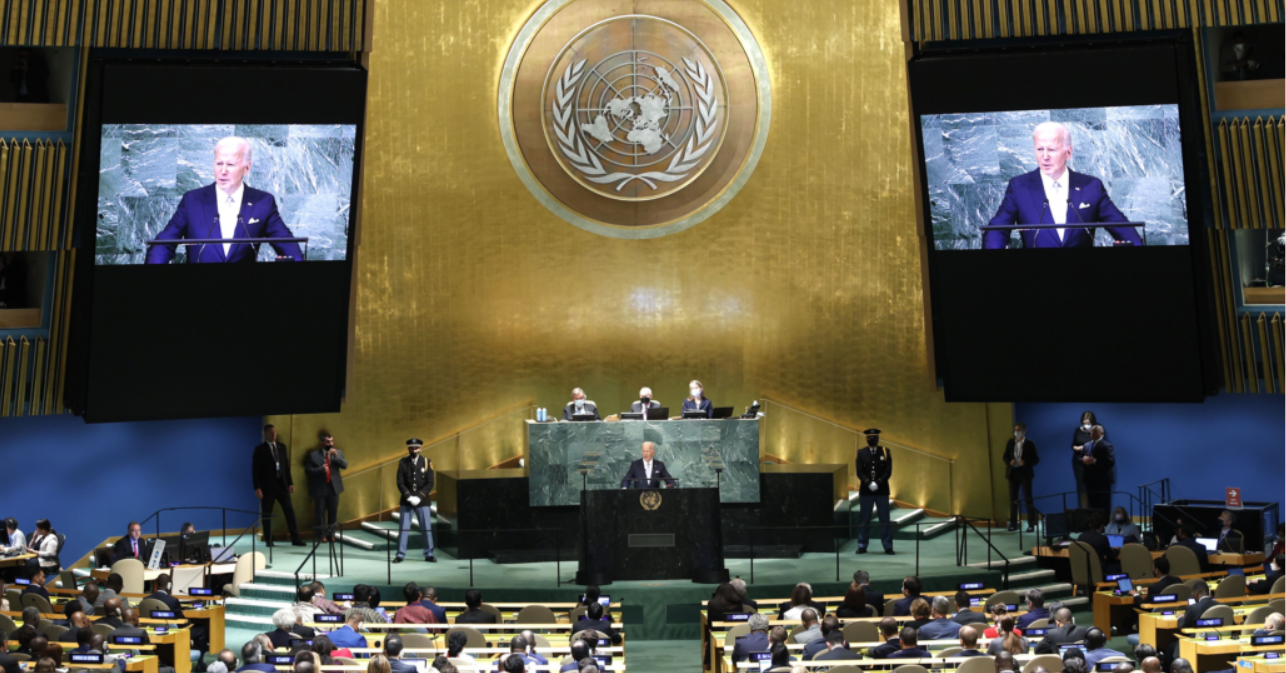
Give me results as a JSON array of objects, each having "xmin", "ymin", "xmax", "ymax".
[
  {"xmin": 147, "ymin": 136, "xmax": 304, "ymax": 264},
  {"xmin": 984, "ymin": 121, "xmax": 1143, "ymax": 250}
]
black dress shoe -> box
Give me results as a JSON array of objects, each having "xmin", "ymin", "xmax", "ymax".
[
  {"xmin": 884, "ymin": 549, "xmax": 895, "ymax": 555},
  {"xmin": 1026, "ymin": 526, "xmax": 1036, "ymax": 533},
  {"xmin": 393, "ymin": 557, "xmax": 404, "ymax": 564},
  {"xmin": 425, "ymin": 556, "xmax": 437, "ymax": 563},
  {"xmin": 1006, "ymin": 525, "xmax": 1018, "ymax": 532},
  {"xmin": 292, "ymin": 540, "xmax": 307, "ymax": 547},
  {"xmin": 264, "ymin": 541, "xmax": 275, "ymax": 548},
  {"xmin": 856, "ymin": 547, "xmax": 868, "ymax": 555}
]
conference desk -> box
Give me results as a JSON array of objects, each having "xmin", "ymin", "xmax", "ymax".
[
  {"xmin": 1179, "ymin": 639, "xmax": 1284, "ymax": 672},
  {"xmin": 1239, "ymin": 654, "xmax": 1286, "ymax": 673},
  {"xmin": 1034, "ymin": 545, "xmax": 1265, "ymax": 567},
  {"xmin": 0, "ymin": 553, "xmax": 35, "ymax": 568},
  {"xmin": 90, "ymin": 563, "xmax": 236, "ymax": 583}
]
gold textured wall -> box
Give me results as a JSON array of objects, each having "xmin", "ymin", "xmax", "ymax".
[{"xmin": 269, "ymin": 0, "xmax": 1010, "ymax": 527}]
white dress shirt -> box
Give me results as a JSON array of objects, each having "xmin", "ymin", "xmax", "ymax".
[
  {"xmin": 1039, "ymin": 169, "xmax": 1070, "ymax": 241},
  {"xmin": 1013, "ymin": 438, "xmax": 1025, "ymax": 462},
  {"xmin": 1, "ymin": 528, "xmax": 25, "ymax": 555},
  {"xmin": 215, "ymin": 183, "xmax": 245, "ymax": 256}
]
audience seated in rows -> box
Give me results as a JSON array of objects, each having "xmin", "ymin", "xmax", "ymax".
[
  {"xmin": 951, "ymin": 590, "xmax": 987, "ymax": 626},
  {"xmin": 778, "ymin": 583, "xmax": 823, "ymax": 620},
  {"xmin": 891, "ymin": 576, "xmax": 922, "ymax": 616},
  {"xmin": 918, "ymin": 595, "xmax": 962, "ymax": 640}
]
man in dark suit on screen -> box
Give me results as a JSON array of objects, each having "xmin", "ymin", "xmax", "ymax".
[
  {"xmin": 620, "ymin": 442, "xmax": 676, "ymax": 489},
  {"xmin": 252, "ymin": 424, "xmax": 304, "ymax": 547},
  {"xmin": 146, "ymin": 137, "xmax": 303, "ymax": 264},
  {"xmin": 984, "ymin": 122, "xmax": 1143, "ymax": 249}
]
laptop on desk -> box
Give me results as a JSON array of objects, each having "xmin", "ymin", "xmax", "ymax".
[
  {"xmin": 646, "ymin": 407, "xmax": 669, "ymax": 420},
  {"xmin": 1194, "ymin": 537, "xmax": 1219, "ymax": 553},
  {"xmin": 1107, "ymin": 534, "xmax": 1125, "ymax": 549},
  {"xmin": 571, "ymin": 413, "xmax": 597, "ymax": 421},
  {"xmin": 711, "ymin": 406, "xmax": 734, "ymax": 419}
]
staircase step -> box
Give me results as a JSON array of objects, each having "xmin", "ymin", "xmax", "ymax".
[
  {"xmin": 725, "ymin": 545, "xmax": 803, "ymax": 559},
  {"xmin": 335, "ymin": 531, "xmax": 379, "ymax": 551},
  {"xmin": 968, "ymin": 555, "xmax": 1037, "ymax": 570},
  {"xmin": 361, "ymin": 521, "xmax": 433, "ymax": 542},
  {"xmin": 255, "ymin": 570, "xmax": 330, "ymax": 586},
  {"xmin": 225, "ymin": 613, "xmax": 277, "ymax": 628},
  {"xmin": 1032, "ymin": 582, "xmax": 1074, "ymax": 597},
  {"xmin": 893, "ymin": 517, "xmax": 957, "ymax": 541},
  {"xmin": 1008, "ymin": 569, "xmax": 1057, "ymax": 585},
  {"xmin": 226, "ymin": 596, "xmax": 293, "ymax": 617}
]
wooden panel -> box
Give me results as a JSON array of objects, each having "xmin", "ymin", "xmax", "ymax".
[
  {"xmin": 1243, "ymin": 287, "xmax": 1286, "ymax": 305},
  {"xmin": 0, "ymin": 307, "xmax": 39, "ymax": 327},
  {"xmin": 1215, "ymin": 79, "xmax": 1286, "ymax": 112}
]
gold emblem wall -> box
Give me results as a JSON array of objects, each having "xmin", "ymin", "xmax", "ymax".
[{"xmin": 268, "ymin": 0, "xmax": 1008, "ymax": 524}]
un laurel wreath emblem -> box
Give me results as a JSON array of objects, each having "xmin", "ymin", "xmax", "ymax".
[
  {"xmin": 640, "ymin": 490, "xmax": 663, "ymax": 511},
  {"xmin": 499, "ymin": 0, "xmax": 771, "ymax": 238}
]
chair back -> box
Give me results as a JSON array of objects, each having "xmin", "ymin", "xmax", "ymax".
[
  {"xmin": 842, "ymin": 620, "xmax": 880, "ymax": 644},
  {"xmin": 786, "ymin": 623, "xmax": 807, "ymax": 644},
  {"xmin": 986, "ymin": 590, "xmax": 1021, "ymax": 607},
  {"xmin": 21, "ymin": 592, "xmax": 53, "ymax": 614},
  {"xmin": 569, "ymin": 604, "xmax": 588, "ymax": 622},
  {"xmin": 111, "ymin": 559, "xmax": 146, "ymax": 595},
  {"xmin": 725, "ymin": 623, "xmax": 751, "ymax": 641},
  {"xmin": 5, "ymin": 588, "xmax": 21, "ymax": 609},
  {"xmin": 1245, "ymin": 605, "xmax": 1274, "ymax": 626},
  {"xmin": 1119, "ymin": 543, "xmax": 1154, "ymax": 580},
  {"xmin": 446, "ymin": 627, "xmax": 485, "ymax": 649},
  {"xmin": 90, "ymin": 622, "xmax": 116, "ymax": 637},
  {"xmin": 138, "ymin": 598, "xmax": 171, "ymax": 616},
  {"xmin": 1164, "ymin": 545, "xmax": 1201, "ymax": 577},
  {"xmin": 957, "ymin": 657, "xmax": 994, "ymax": 673},
  {"xmin": 224, "ymin": 551, "xmax": 266, "ymax": 597},
  {"xmin": 172, "ymin": 565, "xmax": 206, "ymax": 595},
  {"xmin": 1268, "ymin": 599, "xmax": 1285, "ymax": 614},
  {"xmin": 514, "ymin": 605, "xmax": 556, "ymax": 624},
  {"xmin": 1199, "ymin": 604, "xmax": 1235, "ymax": 623},
  {"xmin": 0, "ymin": 613, "xmax": 16, "ymax": 633},
  {"xmin": 937, "ymin": 646, "xmax": 962, "ymax": 657},
  {"xmin": 1097, "ymin": 656, "xmax": 1131, "ymax": 664},
  {"xmin": 8, "ymin": 654, "xmax": 29, "ymax": 662},
  {"xmin": 893, "ymin": 666, "xmax": 929, "ymax": 673},
  {"xmin": 332, "ymin": 658, "xmax": 357, "ymax": 667},
  {"xmin": 39, "ymin": 623, "xmax": 67, "ymax": 640},
  {"xmin": 1068, "ymin": 542, "xmax": 1104, "ymax": 590},
  {"xmin": 884, "ymin": 598, "xmax": 898, "ymax": 616},
  {"xmin": 826, "ymin": 667, "xmax": 862, "ymax": 673},
  {"xmin": 1164, "ymin": 584, "xmax": 1192, "ymax": 603},
  {"xmin": 1213, "ymin": 574, "xmax": 1246, "ymax": 599},
  {"xmin": 1272, "ymin": 575, "xmax": 1285, "ymax": 595},
  {"xmin": 399, "ymin": 634, "xmax": 435, "ymax": 650},
  {"xmin": 479, "ymin": 603, "xmax": 504, "ymax": 623},
  {"xmin": 57, "ymin": 570, "xmax": 78, "ymax": 591},
  {"xmin": 1026, "ymin": 618, "xmax": 1050, "ymax": 629},
  {"xmin": 1022, "ymin": 654, "xmax": 1064, "ymax": 672}
]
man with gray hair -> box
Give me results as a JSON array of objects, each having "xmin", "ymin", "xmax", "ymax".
[
  {"xmin": 148, "ymin": 135, "xmax": 304, "ymax": 264},
  {"xmin": 984, "ymin": 120, "xmax": 1142, "ymax": 249},
  {"xmin": 1015, "ymin": 588, "xmax": 1049, "ymax": 629},
  {"xmin": 264, "ymin": 608, "xmax": 297, "ymax": 650},
  {"xmin": 562, "ymin": 388, "xmax": 600, "ymax": 421},
  {"xmin": 236, "ymin": 641, "xmax": 274, "ymax": 673},
  {"xmin": 729, "ymin": 577, "xmax": 758, "ymax": 610},
  {"xmin": 918, "ymin": 595, "xmax": 962, "ymax": 639},
  {"xmin": 732, "ymin": 613, "xmax": 770, "ymax": 662}
]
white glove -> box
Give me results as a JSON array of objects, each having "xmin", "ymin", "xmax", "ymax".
[
  {"xmin": 868, "ymin": 482, "xmax": 878, "ymax": 492},
  {"xmin": 407, "ymin": 496, "xmax": 421, "ymax": 506}
]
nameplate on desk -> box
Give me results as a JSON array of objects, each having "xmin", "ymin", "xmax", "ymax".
[
  {"xmin": 970, "ymin": 597, "xmax": 984, "ymax": 606},
  {"xmin": 150, "ymin": 610, "xmax": 177, "ymax": 619},
  {"xmin": 113, "ymin": 636, "xmax": 144, "ymax": 645},
  {"xmin": 597, "ymin": 639, "xmax": 609, "ymax": 647},
  {"xmin": 1025, "ymin": 628, "xmax": 1048, "ymax": 637},
  {"xmin": 190, "ymin": 603, "xmax": 204, "ymax": 609},
  {"xmin": 1267, "ymin": 652, "xmax": 1281, "ymax": 660},
  {"xmin": 1097, "ymin": 663, "xmax": 1126, "ymax": 671},
  {"xmin": 267, "ymin": 655, "xmax": 295, "ymax": 665},
  {"xmin": 593, "ymin": 655, "xmax": 612, "ymax": 667},
  {"xmin": 1105, "ymin": 574, "xmax": 1128, "ymax": 581},
  {"xmin": 1253, "ymin": 635, "xmax": 1285, "ymax": 646},
  {"xmin": 153, "ymin": 626, "xmax": 168, "ymax": 634},
  {"xmin": 12, "ymin": 578, "xmax": 29, "ymax": 585},
  {"xmin": 70, "ymin": 654, "xmax": 104, "ymax": 664},
  {"xmin": 725, "ymin": 613, "xmax": 751, "ymax": 622},
  {"xmin": 1195, "ymin": 618, "xmax": 1224, "ymax": 627},
  {"xmin": 1151, "ymin": 595, "xmax": 1176, "ymax": 603},
  {"xmin": 628, "ymin": 533, "xmax": 675, "ymax": 548},
  {"xmin": 1161, "ymin": 610, "xmax": 1175, "ymax": 616},
  {"xmin": 316, "ymin": 614, "xmax": 342, "ymax": 623},
  {"xmin": 333, "ymin": 593, "xmax": 354, "ymax": 601},
  {"xmin": 958, "ymin": 582, "xmax": 984, "ymax": 590},
  {"xmin": 188, "ymin": 588, "xmax": 214, "ymax": 596},
  {"xmin": 1205, "ymin": 634, "xmax": 1220, "ymax": 641},
  {"xmin": 1005, "ymin": 604, "xmax": 1018, "ymax": 611}
]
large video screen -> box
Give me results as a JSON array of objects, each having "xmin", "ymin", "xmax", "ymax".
[
  {"xmin": 922, "ymin": 105, "xmax": 1187, "ymax": 251},
  {"xmin": 68, "ymin": 61, "xmax": 365, "ymax": 422},
  {"xmin": 909, "ymin": 38, "xmax": 1217, "ymax": 402},
  {"xmin": 96, "ymin": 124, "xmax": 356, "ymax": 265}
]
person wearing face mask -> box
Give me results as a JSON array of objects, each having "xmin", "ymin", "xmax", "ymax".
[
  {"xmin": 394, "ymin": 439, "xmax": 436, "ymax": 564},
  {"xmin": 681, "ymin": 380, "xmax": 713, "ymax": 419},
  {"xmin": 1104, "ymin": 506, "xmax": 1142, "ymax": 541},
  {"xmin": 855, "ymin": 429, "xmax": 894, "ymax": 555},
  {"xmin": 629, "ymin": 387, "xmax": 661, "ymax": 413},
  {"xmin": 1070, "ymin": 411, "xmax": 1098, "ymax": 509},
  {"xmin": 562, "ymin": 388, "xmax": 600, "ymax": 421},
  {"xmin": 1003, "ymin": 423, "xmax": 1040, "ymax": 532}
]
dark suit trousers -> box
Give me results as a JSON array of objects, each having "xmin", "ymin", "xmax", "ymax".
[
  {"xmin": 260, "ymin": 486, "xmax": 301, "ymax": 542},
  {"xmin": 313, "ymin": 493, "xmax": 339, "ymax": 538},
  {"xmin": 1008, "ymin": 475, "xmax": 1035, "ymax": 525},
  {"xmin": 1086, "ymin": 480, "xmax": 1112, "ymax": 516}
]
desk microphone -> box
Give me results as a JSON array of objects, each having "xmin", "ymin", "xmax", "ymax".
[
  {"xmin": 1065, "ymin": 197, "xmax": 1091, "ymax": 245},
  {"xmin": 196, "ymin": 215, "xmax": 220, "ymax": 263}
]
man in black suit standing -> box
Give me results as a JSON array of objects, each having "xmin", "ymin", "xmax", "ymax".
[
  {"xmin": 1003, "ymin": 423, "xmax": 1040, "ymax": 532},
  {"xmin": 855, "ymin": 429, "xmax": 894, "ymax": 555},
  {"xmin": 1180, "ymin": 580, "xmax": 1217, "ymax": 628},
  {"xmin": 620, "ymin": 442, "xmax": 676, "ymax": 489},
  {"xmin": 1081, "ymin": 424, "xmax": 1115, "ymax": 516},
  {"xmin": 393, "ymin": 438, "xmax": 436, "ymax": 564},
  {"xmin": 252, "ymin": 424, "xmax": 304, "ymax": 548},
  {"xmin": 304, "ymin": 433, "xmax": 347, "ymax": 542}
]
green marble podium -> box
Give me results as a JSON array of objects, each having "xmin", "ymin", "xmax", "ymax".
[{"xmin": 527, "ymin": 419, "xmax": 761, "ymax": 507}]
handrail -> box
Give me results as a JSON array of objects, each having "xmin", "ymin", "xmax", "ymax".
[
  {"xmin": 956, "ymin": 516, "xmax": 1011, "ymax": 589},
  {"xmin": 131, "ymin": 506, "xmax": 268, "ymax": 566},
  {"xmin": 295, "ymin": 522, "xmax": 343, "ymax": 591},
  {"xmin": 344, "ymin": 404, "xmax": 535, "ymax": 480},
  {"xmin": 760, "ymin": 397, "xmax": 954, "ymax": 464},
  {"xmin": 745, "ymin": 520, "xmax": 940, "ymax": 584}
]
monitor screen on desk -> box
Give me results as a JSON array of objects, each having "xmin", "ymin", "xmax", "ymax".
[
  {"xmin": 113, "ymin": 636, "xmax": 143, "ymax": 645},
  {"xmin": 1227, "ymin": 566, "xmax": 1244, "ymax": 576},
  {"xmin": 150, "ymin": 610, "xmax": 177, "ymax": 619},
  {"xmin": 578, "ymin": 594, "xmax": 611, "ymax": 607},
  {"xmin": 646, "ymin": 407, "xmax": 669, "ymax": 420},
  {"xmin": 1107, "ymin": 535, "xmax": 1125, "ymax": 549},
  {"xmin": 1026, "ymin": 628, "xmax": 1048, "ymax": 637},
  {"xmin": 70, "ymin": 654, "xmax": 104, "ymax": 664},
  {"xmin": 1194, "ymin": 537, "xmax": 1219, "ymax": 552},
  {"xmin": 711, "ymin": 407, "xmax": 734, "ymax": 419},
  {"xmin": 571, "ymin": 413, "xmax": 597, "ymax": 422},
  {"xmin": 188, "ymin": 587, "xmax": 214, "ymax": 596}
]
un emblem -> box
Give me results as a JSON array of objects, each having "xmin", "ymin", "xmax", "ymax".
[
  {"xmin": 500, "ymin": 0, "xmax": 771, "ymax": 238},
  {"xmin": 640, "ymin": 490, "xmax": 663, "ymax": 511}
]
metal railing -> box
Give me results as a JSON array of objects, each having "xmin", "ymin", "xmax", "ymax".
[
  {"xmin": 132, "ymin": 506, "xmax": 265, "ymax": 582},
  {"xmin": 294, "ymin": 521, "xmax": 346, "ymax": 590},
  {"xmin": 1138, "ymin": 478, "xmax": 1172, "ymax": 529},
  {"xmin": 376, "ymin": 526, "xmax": 563, "ymax": 588},
  {"xmin": 759, "ymin": 397, "xmax": 956, "ymax": 515},
  {"xmin": 744, "ymin": 520, "xmax": 947, "ymax": 584},
  {"xmin": 955, "ymin": 516, "xmax": 1011, "ymax": 589}
]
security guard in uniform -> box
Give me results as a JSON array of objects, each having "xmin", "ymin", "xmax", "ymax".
[
  {"xmin": 394, "ymin": 438, "xmax": 437, "ymax": 563},
  {"xmin": 856, "ymin": 429, "xmax": 894, "ymax": 555}
]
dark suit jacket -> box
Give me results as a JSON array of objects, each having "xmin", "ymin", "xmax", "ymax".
[
  {"xmin": 571, "ymin": 616, "xmax": 621, "ymax": 645},
  {"xmin": 1217, "ymin": 529, "xmax": 1245, "ymax": 553},
  {"xmin": 58, "ymin": 627, "xmax": 84, "ymax": 644},
  {"xmin": 1135, "ymin": 575, "xmax": 1182, "ymax": 607},
  {"xmin": 1181, "ymin": 596, "xmax": 1218, "ymax": 628},
  {"xmin": 111, "ymin": 536, "xmax": 152, "ymax": 564},
  {"xmin": 892, "ymin": 594, "xmax": 921, "ymax": 617},
  {"xmin": 1249, "ymin": 567, "xmax": 1281, "ymax": 595},
  {"xmin": 958, "ymin": 649, "xmax": 987, "ymax": 657},
  {"xmin": 681, "ymin": 398, "xmax": 714, "ymax": 418},
  {"xmin": 629, "ymin": 400, "xmax": 662, "ymax": 412},
  {"xmin": 1174, "ymin": 537, "xmax": 1211, "ymax": 573},
  {"xmin": 1083, "ymin": 438, "xmax": 1116, "ymax": 488},
  {"xmin": 22, "ymin": 584, "xmax": 49, "ymax": 600},
  {"xmin": 389, "ymin": 659, "xmax": 419, "ymax": 673},
  {"xmin": 1040, "ymin": 623, "xmax": 1089, "ymax": 647},
  {"xmin": 1003, "ymin": 438, "xmax": 1040, "ymax": 481},
  {"xmin": 265, "ymin": 628, "xmax": 295, "ymax": 650},
  {"xmin": 0, "ymin": 653, "xmax": 19, "ymax": 673},
  {"xmin": 304, "ymin": 448, "xmax": 348, "ymax": 497},
  {"xmin": 621, "ymin": 459, "xmax": 676, "ymax": 489},
  {"xmin": 1079, "ymin": 529, "xmax": 1113, "ymax": 568},
  {"xmin": 395, "ymin": 454, "xmax": 434, "ymax": 507},
  {"xmin": 1015, "ymin": 607, "xmax": 1050, "ymax": 630},
  {"xmin": 869, "ymin": 638, "xmax": 901, "ymax": 659},
  {"xmin": 856, "ymin": 445, "xmax": 892, "ymax": 497},
  {"xmin": 731, "ymin": 631, "xmax": 769, "ymax": 662},
  {"xmin": 455, "ymin": 608, "xmax": 497, "ymax": 624},
  {"xmin": 815, "ymin": 647, "xmax": 859, "ymax": 661},
  {"xmin": 252, "ymin": 442, "xmax": 294, "ymax": 494},
  {"xmin": 562, "ymin": 402, "xmax": 601, "ymax": 421},
  {"xmin": 984, "ymin": 169, "xmax": 1142, "ymax": 249},
  {"xmin": 98, "ymin": 616, "xmax": 126, "ymax": 630},
  {"xmin": 146, "ymin": 591, "xmax": 183, "ymax": 613},
  {"xmin": 887, "ymin": 647, "xmax": 931, "ymax": 658},
  {"xmin": 146, "ymin": 184, "xmax": 303, "ymax": 264},
  {"xmin": 952, "ymin": 608, "xmax": 988, "ymax": 626}
]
